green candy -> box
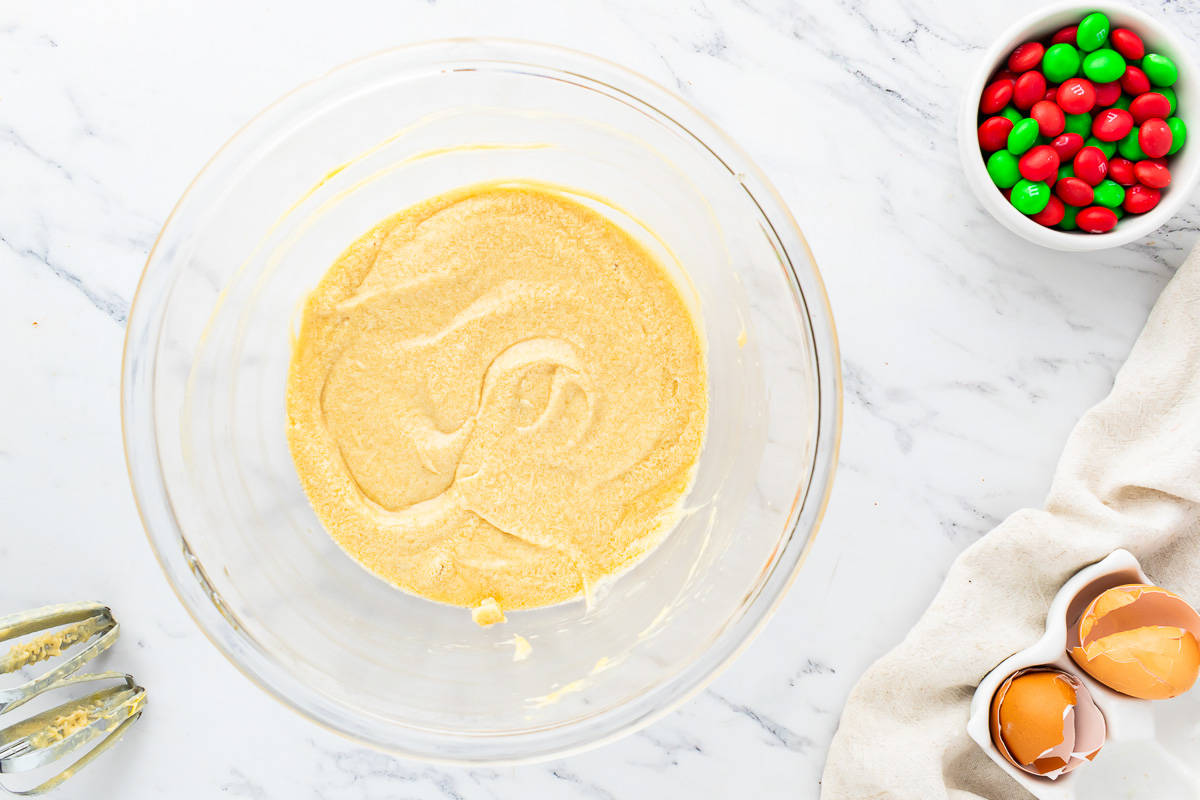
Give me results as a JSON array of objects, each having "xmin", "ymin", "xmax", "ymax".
[
  {"xmin": 1093, "ymin": 179, "xmax": 1126, "ymax": 209},
  {"xmin": 1156, "ymin": 86, "xmax": 1178, "ymax": 114},
  {"xmin": 1111, "ymin": 94, "xmax": 1132, "ymax": 111},
  {"xmin": 987, "ymin": 150, "xmax": 1021, "ymax": 188},
  {"xmin": 1000, "ymin": 106, "xmax": 1023, "ymax": 124},
  {"xmin": 1043, "ymin": 43, "xmax": 1082, "ymax": 83},
  {"xmin": 1011, "ymin": 179, "xmax": 1051, "ymax": 214},
  {"xmin": 1113, "ymin": 207, "xmax": 1126, "ymax": 220},
  {"xmin": 1058, "ymin": 163, "xmax": 1075, "ymax": 181},
  {"xmin": 1143, "ymin": 53, "xmax": 1178, "ymax": 87},
  {"xmin": 1085, "ymin": 136, "xmax": 1117, "ymax": 159},
  {"xmin": 1059, "ymin": 205, "xmax": 1080, "ymax": 231},
  {"xmin": 1077, "ymin": 12, "xmax": 1110, "ymax": 52},
  {"xmin": 1082, "ymin": 49, "xmax": 1125, "ymax": 83},
  {"xmin": 1118, "ymin": 128, "xmax": 1147, "ymax": 160},
  {"xmin": 1167, "ymin": 117, "xmax": 1187, "ymax": 155},
  {"xmin": 1063, "ymin": 112, "xmax": 1093, "ymax": 137},
  {"xmin": 1007, "ymin": 118, "xmax": 1040, "ymax": 154}
]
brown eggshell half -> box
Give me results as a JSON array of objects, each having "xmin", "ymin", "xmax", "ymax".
[
  {"xmin": 1069, "ymin": 584, "xmax": 1200, "ymax": 699},
  {"xmin": 989, "ymin": 667, "xmax": 1106, "ymax": 779}
]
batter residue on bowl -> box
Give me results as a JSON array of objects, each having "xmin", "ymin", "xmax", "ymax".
[{"xmin": 286, "ymin": 182, "xmax": 707, "ymax": 623}]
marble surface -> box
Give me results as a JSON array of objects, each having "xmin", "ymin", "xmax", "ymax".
[{"xmin": 2, "ymin": 0, "xmax": 1198, "ymax": 797}]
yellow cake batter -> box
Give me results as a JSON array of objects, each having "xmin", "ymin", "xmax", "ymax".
[{"xmin": 286, "ymin": 182, "xmax": 707, "ymax": 622}]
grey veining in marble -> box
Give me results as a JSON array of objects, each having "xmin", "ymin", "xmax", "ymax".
[{"xmin": 2, "ymin": 0, "xmax": 1199, "ymax": 797}]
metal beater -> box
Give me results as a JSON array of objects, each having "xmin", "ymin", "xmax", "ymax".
[{"xmin": 0, "ymin": 603, "xmax": 145, "ymax": 795}]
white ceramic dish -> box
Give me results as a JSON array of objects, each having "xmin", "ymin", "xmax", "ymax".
[
  {"xmin": 968, "ymin": 549, "xmax": 1200, "ymax": 799},
  {"xmin": 959, "ymin": 2, "xmax": 1200, "ymax": 251}
]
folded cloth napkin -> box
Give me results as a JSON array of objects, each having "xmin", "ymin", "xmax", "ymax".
[{"xmin": 821, "ymin": 242, "xmax": 1200, "ymax": 800}]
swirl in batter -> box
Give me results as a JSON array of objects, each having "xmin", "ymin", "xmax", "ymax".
[{"xmin": 286, "ymin": 183, "xmax": 707, "ymax": 622}]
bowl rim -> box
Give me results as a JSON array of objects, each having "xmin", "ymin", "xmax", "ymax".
[
  {"xmin": 120, "ymin": 37, "xmax": 843, "ymax": 764},
  {"xmin": 958, "ymin": 1, "xmax": 1200, "ymax": 252}
]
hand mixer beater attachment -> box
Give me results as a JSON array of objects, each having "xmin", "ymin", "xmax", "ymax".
[{"xmin": 0, "ymin": 603, "xmax": 145, "ymax": 794}]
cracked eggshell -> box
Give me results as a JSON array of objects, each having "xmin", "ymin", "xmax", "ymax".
[
  {"xmin": 1069, "ymin": 584, "xmax": 1200, "ymax": 700},
  {"xmin": 990, "ymin": 667, "xmax": 1107, "ymax": 780}
]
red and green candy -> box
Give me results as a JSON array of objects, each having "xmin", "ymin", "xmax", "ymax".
[{"xmin": 977, "ymin": 10, "xmax": 1185, "ymax": 233}]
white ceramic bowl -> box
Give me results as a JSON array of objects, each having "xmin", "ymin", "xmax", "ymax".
[{"xmin": 959, "ymin": 2, "xmax": 1200, "ymax": 251}]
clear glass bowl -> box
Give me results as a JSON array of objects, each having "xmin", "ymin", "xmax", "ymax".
[{"xmin": 122, "ymin": 39, "xmax": 840, "ymax": 763}]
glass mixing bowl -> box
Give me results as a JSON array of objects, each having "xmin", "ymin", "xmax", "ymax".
[{"xmin": 122, "ymin": 39, "xmax": 840, "ymax": 763}]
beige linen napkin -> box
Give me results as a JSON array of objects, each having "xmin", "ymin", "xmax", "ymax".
[{"xmin": 821, "ymin": 243, "xmax": 1200, "ymax": 800}]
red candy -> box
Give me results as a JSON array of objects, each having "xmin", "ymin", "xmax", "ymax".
[
  {"xmin": 1077, "ymin": 206, "xmax": 1119, "ymax": 233},
  {"xmin": 1051, "ymin": 133, "xmax": 1085, "ymax": 161},
  {"xmin": 1074, "ymin": 146, "xmax": 1109, "ymax": 185},
  {"xmin": 1130, "ymin": 92, "xmax": 1171, "ymax": 124},
  {"xmin": 1056, "ymin": 177, "xmax": 1095, "ymax": 207},
  {"xmin": 1032, "ymin": 195, "xmax": 1066, "ymax": 227},
  {"xmin": 1014, "ymin": 71, "xmax": 1047, "ymax": 110},
  {"xmin": 1140, "ymin": 119, "xmax": 1173, "ymax": 158},
  {"xmin": 1108, "ymin": 157, "xmax": 1136, "ymax": 186},
  {"xmin": 1009, "ymin": 42, "xmax": 1045, "ymax": 73},
  {"xmin": 1031, "ymin": 100, "xmax": 1066, "ymax": 137},
  {"xmin": 978, "ymin": 116, "xmax": 1014, "ymax": 151},
  {"xmin": 981, "ymin": 79, "xmax": 1015, "ymax": 114},
  {"xmin": 1019, "ymin": 145, "xmax": 1060, "ymax": 182},
  {"xmin": 1094, "ymin": 81, "xmax": 1122, "ymax": 107},
  {"xmin": 1124, "ymin": 184, "xmax": 1162, "ymax": 214},
  {"xmin": 1058, "ymin": 79, "xmax": 1096, "ymax": 114},
  {"xmin": 1092, "ymin": 108, "xmax": 1134, "ymax": 142},
  {"xmin": 1121, "ymin": 66, "xmax": 1151, "ymax": 96},
  {"xmin": 1045, "ymin": 86, "xmax": 1059, "ymax": 101},
  {"xmin": 1051, "ymin": 25, "xmax": 1079, "ymax": 45},
  {"xmin": 994, "ymin": 69, "xmax": 1020, "ymax": 83},
  {"xmin": 1134, "ymin": 159, "xmax": 1171, "ymax": 188},
  {"xmin": 1110, "ymin": 28, "xmax": 1145, "ymax": 60}
]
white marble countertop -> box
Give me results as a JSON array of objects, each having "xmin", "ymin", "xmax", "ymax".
[{"xmin": 2, "ymin": 0, "xmax": 1198, "ymax": 797}]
